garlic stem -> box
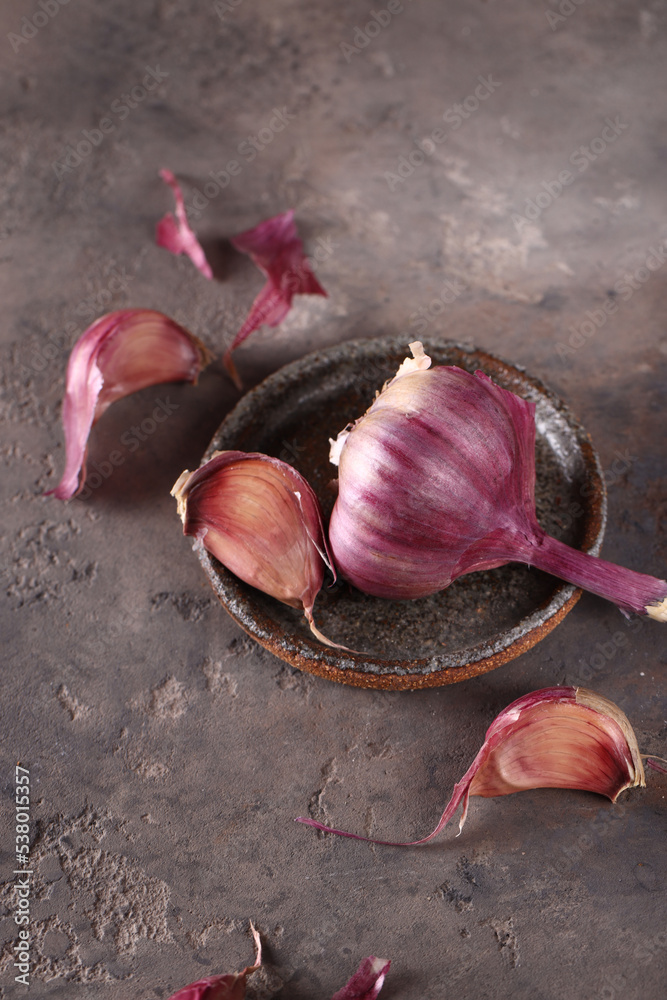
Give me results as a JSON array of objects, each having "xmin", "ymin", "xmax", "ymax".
[{"xmin": 512, "ymin": 530, "xmax": 667, "ymax": 619}]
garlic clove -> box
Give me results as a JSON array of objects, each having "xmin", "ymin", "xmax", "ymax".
[
  {"xmin": 465, "ymin": 686, "xmax": 645, "ymax": 803},
  {"xmin": 331, "ymin": 956, "xmax": 391, "ymax": 1000},
  {"xmin": 223, "ymin": 210, "xmax": 327, "ymax": 389},
  {"xmin": 165, "ymin": 922, "xmax": 261, "ymax": 1000},
  {"xmin": 47, "ymin": 309, "xmax": 210, "ymax": 501},
  {"xmin": 156, "ymin": 169, "xmax": 213, "ymax": 279},
  {"xmin": 296, "ymin": 686, "xmax": 646, "ymax": 846},
  {"xmin": 172, "ymin": 451, "xmax": 342, "ymax": 647},
  {"xmin": 328, "ymin": 342, "xmax": 667, "ymax": 619}
]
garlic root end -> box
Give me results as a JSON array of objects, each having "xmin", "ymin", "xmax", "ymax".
[
  {"xmin": 646, "ymin": 596, "xmax": 667, "ymax": 622},
  {"xmin": 170, "ymin": 470, "xmax": 192, "ymax": 523},
  {"xmin": 223, "ymin": 349, "xmax": 244, "ymax": 391}
]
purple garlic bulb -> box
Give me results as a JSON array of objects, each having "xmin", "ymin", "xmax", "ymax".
[{"xmin": 328, "ymin": 344, "xmax": 667, "ymax": 621}]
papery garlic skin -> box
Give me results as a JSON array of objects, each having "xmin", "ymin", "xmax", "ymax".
[
  {"xmin": 165, "ymin": 922, "xmax": 261, "ymax": 1000},
  {"xmin": 172, "ymin": 451, "xmax": 339, "ymax": 645},
  {"xmin": 157, "ymin": 169, "xmax": 213, "ymax": 279},
  {"xmin": 223, "ymin": 210, "xmax": 327, "ymax": 389},
  {"xmin": 329, "ymin": 343, "xmax": 667, "ymax": 618},
  {"xmin": 296, "ymin": 686, "xmax": 646, "ymax": 846},
  {"xmin": 47, "ymin": 310, "xmax": 210, "ymax": 500}
]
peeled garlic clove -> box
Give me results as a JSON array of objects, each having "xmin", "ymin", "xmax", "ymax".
[
  {"xmin": 329, "ymin": 342, "xmax": 667, "ymax": 620},
  {"xmin": 156, "ymin": 169, "xmax": 213, "ymax": 279},
  {"xmin": 296, "ymin": 686, "xmax": 646, "ymax": 845},
  {"xmin": 47, "ymin": 309, "xmax": 210, "ymax": 500},
  {"xmin": 223, "ymin": 210, "xmax": 328, "ymax": 389},
  {"xmin": 172, "ymin": 451, "xmax": 340, "ymax": 646},
  {"xmin": 165, "ymin": 922, "xmax": 261, "ymax": 1000}
]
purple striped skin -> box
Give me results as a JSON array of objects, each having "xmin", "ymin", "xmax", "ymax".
[
  {"xmin": 330, "ymin": 366, "xmax": 540, "ymax": 600},
  {"xmin": 329, "ymin": 365, "xmax": 667, "ymax": 617}
]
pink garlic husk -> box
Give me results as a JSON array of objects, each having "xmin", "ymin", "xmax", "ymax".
[
  {"xmin": 47, "ymin": 309, "xmax": 211, "ymax": 500},
  {"xmin": 165, "ymin": 922, "xmax": 261, "ymax": 1000},
  {"xmin": 296, "ymin": 686, "xmax": 647, "ymax": 846},
  {"xmin": 223, "ymin": 210, "xmax": 328, "ymax": 389},
  {"xmin": 171, "ymin": 451, "xmax": 344, "ymax": 648},
  {"xmin": 157, "ymin": 169, "xmax": 213, "ymax": 279},
  {"xmin": 328, "ymin": 342, "xmax": 667, "ymax": 622}
]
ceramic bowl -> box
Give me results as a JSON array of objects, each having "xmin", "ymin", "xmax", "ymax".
[{"xmin": 196, "ymin": 338, "xmax": 606, "ymax": 689}]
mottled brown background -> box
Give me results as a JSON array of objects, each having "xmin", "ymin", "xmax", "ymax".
[{"xmin": 1, "ymin": 1, "xmax": 666, "ymax": 998}]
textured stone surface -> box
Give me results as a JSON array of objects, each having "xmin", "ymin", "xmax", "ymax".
[{"xmin": 1, "ymin": 1, "xmax": 666, "ymax": 998}]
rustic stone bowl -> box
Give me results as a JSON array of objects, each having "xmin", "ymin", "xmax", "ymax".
[{"xmin": 197, "ymin": 337, "xmax": 606, "ymax": 689}]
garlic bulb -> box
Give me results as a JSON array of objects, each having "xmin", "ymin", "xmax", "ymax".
[
  {"xmin": 172, "ymin": 451, "xmax": 340, "ymax": 646},
  {"xmin": 297, "ymin": 686, "xmax": 646, "ymax": 845},
  {"xmin": 328, "ymin": 343, "xmax": 667, "ymax": 621}
]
